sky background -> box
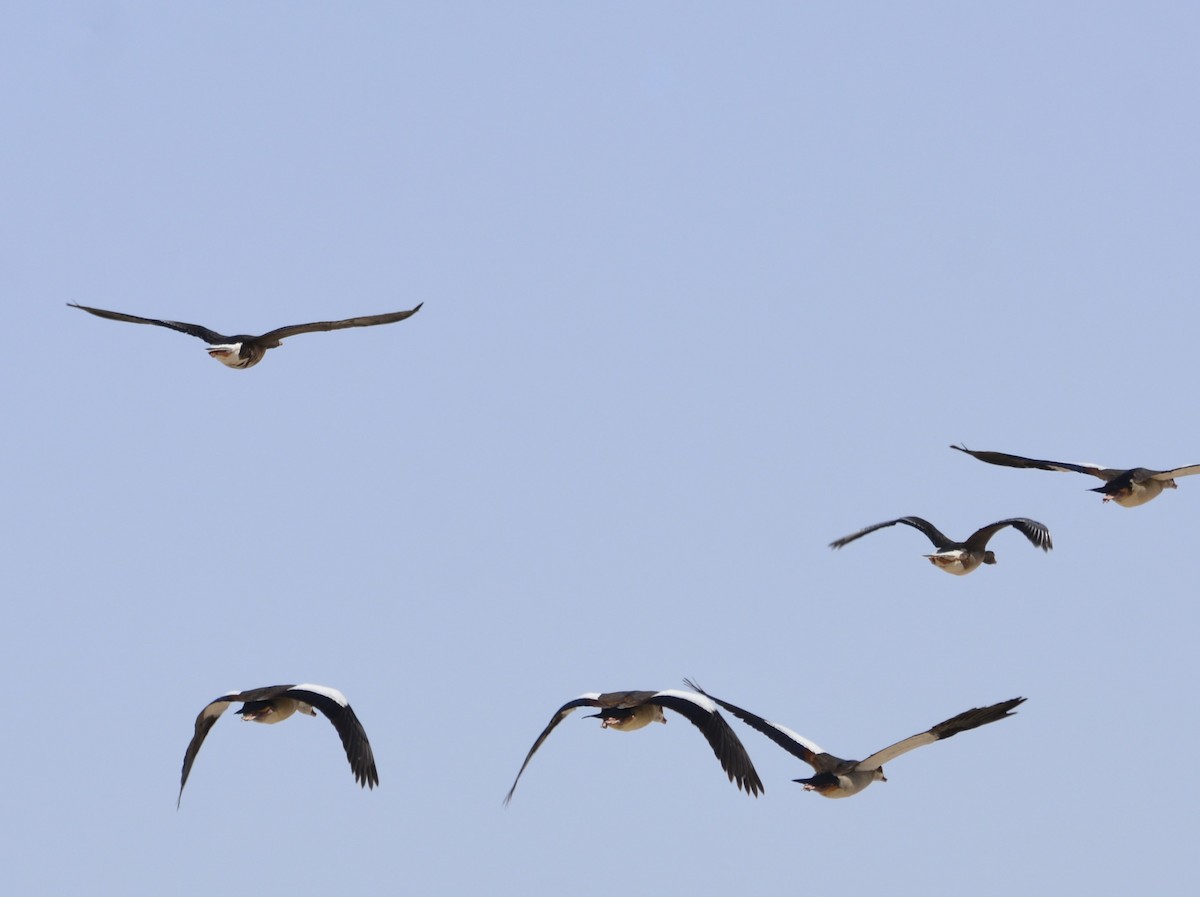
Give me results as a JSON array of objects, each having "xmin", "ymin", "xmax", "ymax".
[{"xmin": 3, "ymin": 3, "xmax": 1198, "ymax": 895}]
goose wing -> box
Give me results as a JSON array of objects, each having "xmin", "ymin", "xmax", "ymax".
[
  {"xmin": 503, "ymin": 692, "xmax": 608, "ymax": 805},
  {"xmin": 683, "ymin": 680, "xmax": 837, "ymax": 774},
  {"xmin": 648, "ymin": 688, "xmax": 763, "ymax": 796},
  {"xmin": 256, "ymin": 304, "xmax": 423, "ymax": 343},
  {"xmin": 1142, "ymin": 465, "xmax": 1200, "ymax": 482},
  {"xmin": 951, "ymin": 444, "xmax": 1117, "ymax": 481},
  {"xmin": 177, "ymin": 684, "xmax": 297, "ymax": 807},
  {"xmin": 856, "ymin": 697, "xmax": 1025, "ymax": 771},
  {"xmin": 963, "ymin": 518, "xmax": 1053, "ymax": 552},
  {"xmin": 69, "ymin": 303, "xmax": 231, "ymax": 344},
  {"xmin": 286, "ymin": 684, "xmax": 378, "ymax": 789},
  {"xmin": 829, "ymin": 516, "xmax": 953, "ymax": 551}
]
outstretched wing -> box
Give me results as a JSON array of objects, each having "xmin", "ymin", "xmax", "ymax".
[
  {"xmin": 69, "ymin": 303, "xmax": 231, "ymax": 344},
  {"xmin": 503, "ymin": 693, "xmax": 603, "ymax": 805},
  {"xmin": 178, "ymin": 691, "xmax": 242, "ymax": 807},
  {"xmin": 829, "ymin": 516, "xmax": 953, "ymax": 551},
  {"xmin": 257, "ymin": 304, "xmax": 423, "ymax": 343},
  {"xmin": 964, "ymin": 518, "xmax": 1052, "ymax": 552},
  {"xmin": 684, "ymin": 680, "xmax": 833, "ymax": 773},
  {"xmin": 287, "ymin": 684, "xmax": 378, "ymax": 789},
  {"xmin": 951, "ymin": 444, "xmax": 1116, "ymax": 481},
  {"xmin": 857, "ymin": 697, "xmax": 1025, "ymax": 771},
  {"xmin": 649, "ymin": 689, "xmax": 763, "ymax": 796},
  {"xmin": 1145, "ymin": 465, "xmax": 1200, "ymax": 482}
]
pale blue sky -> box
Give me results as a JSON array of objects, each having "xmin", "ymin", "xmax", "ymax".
[{"xmin": 4, "ymin": 4, "xmax": 1199, "ymax": 895}]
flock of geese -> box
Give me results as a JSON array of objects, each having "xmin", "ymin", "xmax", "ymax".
[{"xmin": 71, "ymin": 302, "xmax": 1200, "ymax": 806}]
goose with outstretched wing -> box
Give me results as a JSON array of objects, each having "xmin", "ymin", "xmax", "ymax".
[
  {"xmin": 952, "ymin": 444, "xmax": 1200, "ymax": 507},
  {"xmin": 828, "ymin": 515, "xmax": 1052, "ymax": 575},
  {"xmin": 686, "ymin": 682, "xmax": 1023, "ymax": 799},
  {"xmin": 70, "ymin": 302, "xmax": 422, "ymax": 369}
]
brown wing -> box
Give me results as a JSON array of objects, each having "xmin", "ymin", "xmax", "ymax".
[
  {"xmin": 1141, "ymin": 465, "xmax": 1200, "ymax": 482},
  {"xmin": 963, "ymin": 518, "xmax": 1053, "ymax": 552},
  {"xmin": 256, "ymin": 304, "xmax": 423, "ymax": 343},
  {"xmin": 830, "ymin": 516, "xmax": 954, "ymax": 551},
  {"xmin": 951, "ymin": 444, "xmax": 1117, "ymax": 481},
  {"xmin": 69, "ymin": 303, "xmax": 231, "ymax": 344},
  {"xmin": 503, "ymin": 693, "xmax": 606, "ymax": 805},
  {"xmin": 177, "ymin": 685, "xmax": 298, "ymax": 807}
]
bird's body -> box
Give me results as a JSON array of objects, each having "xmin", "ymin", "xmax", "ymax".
[
  {"xmin": 829, "ymin": 515, "xmax": 1052, "ymax": 575},
  {"xmin": 951, "ymin": 444, "xmax": 1200, "ymax": 507},
  {"xmin": 686, "ymin": 681, "xmax": 1023, "ymax": 799},
  {"xmin": 503, "ymin": 687, "xmax": 762, "ymax": 804},
  {"xmin": 178, "ymin": 683, "xmax": 378, "ymax": 807},
  {"xmin": 69, "ymin": 302, "xmax": 422, "ymax": 369},
  {"xmin": 922, "ymin": 548, "xmax": 979, "ymax": 576}
]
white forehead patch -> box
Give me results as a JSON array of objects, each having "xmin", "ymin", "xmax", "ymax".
[{"xmin": 290, "ymin": 683, "xmax": 349, "ymax": 706}]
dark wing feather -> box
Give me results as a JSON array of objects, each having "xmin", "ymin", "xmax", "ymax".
[
  {"xmin": 649, "ymin": 690, "xmax": 763, "ymax": 796},
  {"xmin": 1142, "ymin": 465, "xmax": 1200, "ymax": 482},
  {"xmin": 69, "ymin": 303, "xmax": 231, "ymax": 344},
  {"xmin": 950, "ymin": 444, "xmax": 1117, "ymax": 481},
  {"xmin": 178, "ymin": 694, "xmax": 239, "ymax": 807},
  {"xmin": 177, "ymin": 685, "xmax": 298, "ymax": 807},
  {"xmin": 829, "ymin": 516, "xmax": 953, "ymax": 551},
  {"xmin": 684, "ymin": 680, "xmax": 837, "ymax": 773},
  {"xmin": 857, "ymin": 697, "xmax": 1025, "ymax": 770},
  {"xmin": 287, "ymin": 688, "xmax": 378, "ymax": 789},
  {"xmin": 256, "ymin": 304, "xmax": 423, "ymax": 343},
  {"xmin": 964, "ymin": 518, "xmax": 1053, "ymax": 552},
  {"xmin": 503, "ymin": 695, "xmax": 603, "ymax": 805}
]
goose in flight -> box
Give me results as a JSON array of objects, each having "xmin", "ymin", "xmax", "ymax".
[
  {"xmin": 178, "ymin": 684, "xmax": 378, "ymax": 807},
  {"xmin": 503, "ymin": 687, "xmax": 763, "ymax": 804},
  {"xmin": 828, "ymin": 516, "xmax": 1052, "ymax": 575},
  {"xmin": 69, "ymin": 302, "xmax": 422, "ymax": 369},
  {"xmin": 951, "ymin": 444, "xmax": 1200, "ymax": 507},
  {"xmin": 687, "ymin": 681, "xmax": 1023, "ymax": 799}
]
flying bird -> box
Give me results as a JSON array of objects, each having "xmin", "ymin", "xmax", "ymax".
[
  {"xmin": 178, "ymin": 683, "xmax": 378, "ymax": 807},
  {"xmin": 952, "ymin": 444, "xmax": 1200, "ymax": 507},
  {"xmin": 686, "ymin": 681, "xmax": 1023, "ymax": 799},
  {"xmin": 69, "ymin": 302, "xmax": 422, "ymax": 369},
  {"xmin": 503, "ymin": 687, "xmax": 763, "ymax": 804},
  {"xmin": 828, "ymin": 515, "xmax": 1052, "ymax": 575}
]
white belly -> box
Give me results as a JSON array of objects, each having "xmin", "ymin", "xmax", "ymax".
[{"xmin": 924, "ymin": 550, "xmax": 979, "ymax": 575}]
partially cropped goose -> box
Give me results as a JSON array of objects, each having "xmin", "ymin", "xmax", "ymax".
[
  {"xmin": 503, "ymin": 688, "xmax": 763, "ymax": 804},
  {"xmin": 952, "ymin": 444, "xmax": 1200, "ymax": 507},
  {"xmin": 178, "ymin": 684, "xmax": 378, "ymax": 807},
  {"xmin": 687, "ymin": 682, "xmax": 1023, "ymax": 799},
  {"xmin": 828, "ymin": 516, "xmax": 1052, "ymax": 575},
  {"xmin": 69, "ymin": 302, "xmax": 422, "ymax": 369}
]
